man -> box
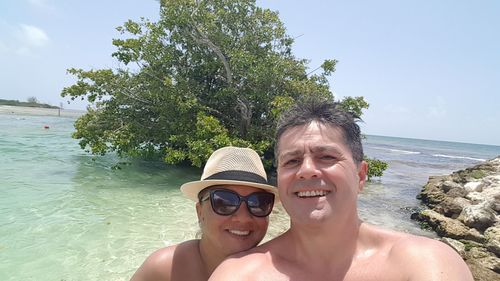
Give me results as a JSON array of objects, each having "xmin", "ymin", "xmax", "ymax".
[{"xmin": 209, "ymin": 99, "xmax": 473, "ymax": 280}]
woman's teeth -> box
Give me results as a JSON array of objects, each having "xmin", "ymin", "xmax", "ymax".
[{"xmin": 229, "ymin": 230, "xmax": 250, "ymax": 236}]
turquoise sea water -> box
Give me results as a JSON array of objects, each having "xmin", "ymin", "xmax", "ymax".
[{"xmin": 1, "ymin": 114, "xmax": 499, "ymax": 280}]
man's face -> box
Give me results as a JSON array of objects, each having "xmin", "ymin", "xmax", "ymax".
[{"xmin": 276, "ymin": 121, "xmax": 367, "ymax": 226}]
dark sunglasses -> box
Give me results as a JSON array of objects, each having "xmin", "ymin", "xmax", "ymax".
[{"xmin": 199, "ymin": 189, "xmax": 275, "ymax": 217}]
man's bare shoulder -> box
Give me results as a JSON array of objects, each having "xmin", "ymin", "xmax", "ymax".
[
  {"xmin": 209, "ymin": 251, "xmax": 272, "ymax": 281},
  {"xmin": 209, "ymin": 237, "xmax": 286, "ymax": 281},
  {"xmin": 388, "ymin": 234, "xmax": 474, "ymax": 280},
  {"xmin": 354, "ymin": 223, "xmax": 473, "ymax": 280}
]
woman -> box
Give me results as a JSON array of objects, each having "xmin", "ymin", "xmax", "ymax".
[{"xmin": 130, "ymin": 146, "xmax": 278, "ymax": 281}]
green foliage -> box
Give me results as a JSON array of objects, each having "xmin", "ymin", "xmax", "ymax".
[
  {"xmin": 364, "ymin": 157, "xmax": 388, "ymax": 181},
  {"xmin": 338, "ymin": 96, "xmax": 369, "ymax": 117},
  {"xmin": 62, "ymin": 0, "xmax": 385, "ymax": 178}
]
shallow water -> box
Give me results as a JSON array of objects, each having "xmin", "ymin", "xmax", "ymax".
[
  {"xmin": 1, "ymin": 114, "xmax": 499, "ymax": 280},
  {"xmin": 0, "ymin": 115, "xmax": 289, "ymax": 281}
]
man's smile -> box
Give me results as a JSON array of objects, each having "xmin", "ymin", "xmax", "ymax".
[{"xmin": 295, "ymin": 190, "xmax": 330, "ymax": 198}]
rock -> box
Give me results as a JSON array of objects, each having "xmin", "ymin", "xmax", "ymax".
[
  {"xmin": 485, "ymin": 226, "xmax": 500, "ymax": 257},
  {"xmin": 440, "ymin": 180, "xmax": 463, "ymax": 192},
  {"xmin": 464, "ymin": 181, "xmax": 484, "ymax": 192},
  {"xmin": 466, "ymin": 247, "xmax": 500, "ymax": 274},
  {"xmin": 436, "ymin": 197, "xmax": 470, "ymax": 219},
  {"xmin": 466, "ymin": 252, "xmax": 500, "ymax": 280},
  {"xmin": 446, "ymin": 187, "xmax": 469, "ymax": 198},
  {"xmin": 418, "ymin": 176, "xmax": 447, "ymax": 207},
  {"xmin": 415, "ymin": 209, "xmax": 485, "ymax": 243},
  {"xmin": 458, "ymin": 202, "xmax": 496, "ymax": 231},
  {"xmin": 466, "ymin": 191, "xmax": 487, "ymax": 204},
  {"xmin": 441, "ymin": 237, "xmax": 466, "ymax": 257}
]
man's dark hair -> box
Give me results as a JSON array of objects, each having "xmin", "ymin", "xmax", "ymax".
[{"xmin": 274, "ymin": 98, "xmax": 364, "ymax": 164}]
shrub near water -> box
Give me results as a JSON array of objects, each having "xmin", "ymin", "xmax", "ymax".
[{"xmin": 365, "ymin": 157, "xmax": 388, "ymax": 181}]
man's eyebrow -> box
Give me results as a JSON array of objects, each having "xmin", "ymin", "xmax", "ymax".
[
  {"xmin": 311, "ymin": 145, "xmax": 341, "ymax": 153},
  {"xmin": 279, "ymin": 145, "xmax": 341, "ymax": 160},
  {"xmin": 279, "ymin": 150, "xmax": 302, "ymax": 160}
]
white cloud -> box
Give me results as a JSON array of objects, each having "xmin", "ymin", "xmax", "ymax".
[
  {"xmin": 0, "ymin": 23, "xmax": 51, "ymax": 57},
  {"xmin": 19, "ymin": 24, "xmax": 50, "ymax": 47}
]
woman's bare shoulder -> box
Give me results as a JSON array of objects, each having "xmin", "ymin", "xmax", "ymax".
[{"xmin": 130, "ymin": 240, "xmax": 200, "ymax": 281}]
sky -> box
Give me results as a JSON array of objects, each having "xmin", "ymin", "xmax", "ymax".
[{"xmin": 1, "ymin": 0, "xmax": 499, "ymax": 146}]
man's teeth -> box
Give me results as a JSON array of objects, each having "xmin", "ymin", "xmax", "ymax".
[
  {"xmin": 297, "ymin": 190, "xmax": 329, "ymax": 198},
  {"xmin": 229, "ymin": 230, "xmax": 250, "ymax": 236}
]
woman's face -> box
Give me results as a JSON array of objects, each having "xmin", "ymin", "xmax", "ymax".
[{"xmin": 196, "ymin": 185, "xmax": 271, "ymax": 257}]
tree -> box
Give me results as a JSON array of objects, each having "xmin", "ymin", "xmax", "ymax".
[
  {"xmin": 61, "ymin": 0, "xmax": 385, "ymax": 178},
  {"xmin": 27, "ymin": 96, "xmax": 38, "ymax": 104}
]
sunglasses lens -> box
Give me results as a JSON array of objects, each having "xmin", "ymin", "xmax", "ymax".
[
  {"xmin": 211, "ymin": 190, "xmax": 239, "ymax": 215},
  {"xmin": 247, "ymin": 193, "xmax": 275, "ymax": 217},
  {"xmin": 209, "ymin": 190, "xmax": 275, "ymax": 217}
]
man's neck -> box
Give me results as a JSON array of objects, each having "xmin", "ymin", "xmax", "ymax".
[{"xmin": 286, "ymin": 216, "xmax": 362, "ymax": 268}]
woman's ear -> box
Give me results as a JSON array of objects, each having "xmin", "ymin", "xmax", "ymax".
[{"xmin": 196, "ymin": 202, "xmax": 203, "ymax": 222}]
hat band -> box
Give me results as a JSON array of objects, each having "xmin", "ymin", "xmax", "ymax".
[{"xmin": 204, "ymin": 170, "xmax": 268, "ymax": 184}]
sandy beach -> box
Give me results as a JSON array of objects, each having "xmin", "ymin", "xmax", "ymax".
[{"xmin": 0, "ymin": 105, "xmax": 85, "ymax": 118}]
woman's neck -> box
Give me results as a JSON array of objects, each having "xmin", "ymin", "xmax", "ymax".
[{"xmin": 197, "ymin": 238, "xmax": 226, "ymax": 278}]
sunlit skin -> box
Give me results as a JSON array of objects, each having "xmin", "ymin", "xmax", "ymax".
[
  {"xmin": 130, "ymin": 185, "xmax": 270, "ymax": 281},
  {"xmin": 196, "ymin": 185, "xmax": 270, "ymax": 269},
  {"xmin": 277, "ymin": 121, "xmax": 366, "ymax": 228}
]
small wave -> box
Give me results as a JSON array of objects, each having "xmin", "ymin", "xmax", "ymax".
[
  {"xmin": 371, "ymin": 146, "xmax": 421, "ymax": 155},
  {"xmin": 432, "ymin": 154, "xmax": 485, "ymax": 162}
]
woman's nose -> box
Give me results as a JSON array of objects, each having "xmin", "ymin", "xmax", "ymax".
[{"xmin": 231, "ymin": 201, "xmax": 253, "ymax": 221}]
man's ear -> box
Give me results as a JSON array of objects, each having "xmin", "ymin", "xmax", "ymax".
[{"xmin": 357, "ymin": 161, "xmax": 368, "ymax": 192}]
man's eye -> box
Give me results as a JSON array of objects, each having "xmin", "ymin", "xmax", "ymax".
[
  {"xmin": 320, "ymin": 155, "xmax": 336, "ymax": 161},
  {"xmin": 283, "ymin": 159, "xmax": 300, "ymax": 166}
]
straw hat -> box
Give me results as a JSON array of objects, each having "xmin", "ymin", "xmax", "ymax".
[{"xmin": 180, "ymin": 146, "xmax": 278, "ymax": 201}]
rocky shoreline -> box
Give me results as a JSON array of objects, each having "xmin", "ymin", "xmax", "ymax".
[{"xmin": 412, "ymin": 156, "xmax": 500, "ymax": 280}]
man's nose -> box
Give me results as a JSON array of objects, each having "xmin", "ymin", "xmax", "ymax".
[{"xmin": 296, "ymin": 157, "xmax": 320, "ymax": 179}]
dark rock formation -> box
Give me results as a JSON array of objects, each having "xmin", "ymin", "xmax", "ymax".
[{"xmin": 413, "ymin": 157, "xmax": 500, "ymax": 280}]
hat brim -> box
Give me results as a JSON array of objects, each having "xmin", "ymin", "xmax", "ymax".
[{"xmin": 180, "ymin": 179, "xmax": 279, "ymax": 202}]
